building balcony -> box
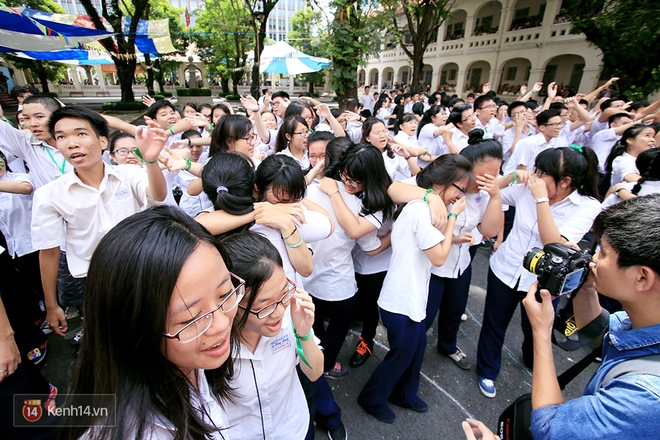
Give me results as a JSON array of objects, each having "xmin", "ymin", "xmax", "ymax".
[
  {"xmin": 444, "ymin": 32, "xmax": 464, "ymax": 41},
  {"xmin": 508, "ymin": 15, "xmax": 543, "ymax": 32},
  {"xmin": 471, "ymin": 27, "xmax": 498, "ymax": 37}
]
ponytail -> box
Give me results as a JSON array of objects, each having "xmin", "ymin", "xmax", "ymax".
[
  {"xmin": 535, "ymin": 145, "xmax": 601, "ymax": 200},
  {"xmin": 417, "ymin": 105, "xmax": 444, "ymax": 137},
  {"xmin": 605, "ymin": 125, "xmax": 648, "ymax": 182},
  {"xmin": 201, "ymin": 153, "xmax": 255, "ymax": 216},
  {"xmin": 632, "ymin": 148, "xmax": 660, "ymax": 195}
]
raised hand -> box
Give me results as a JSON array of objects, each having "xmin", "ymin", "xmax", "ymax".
[
  {"xmin": 290, "ymin": 288, "xmax": 315, "ymax": 339},
  {"xmin": 141, "ymin": 95, "xmax": 156, "ymax": 107},
  {"xmin": 476, "ymin": 173, "xmax": 500, "ymax": 197},
  {"xmin": 136, "ymin": 117, "xmax": 167, "ymax": 163},
  {"xmin": 240, "ymin": 95, "xmax": 260, "ymax": 113},
  {"xmin": 532, "ymin": 82, "xmax": 543, "ymax": 92},
  {"xmin": 319, "ymin": 176, "xmax": 339, "ymax": 195},
  {"xmin": 314, "ymin": 103, "xmax": 332, "ymax": 120},
  {"xmin": 482, "ymin": 82, "xmax": 491, "ymax": 94}
]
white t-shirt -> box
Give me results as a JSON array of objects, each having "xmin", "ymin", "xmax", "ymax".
[
  {"xmin": 250, "ymin": 205, "xmax": 332, "ymax": 288},
  {"xmin": 611, "ymin": 152, "xmax": 638, "ymax": 186},
  {"xmin": 225, "ymin": 309, "xmax": 311, "ymax": 440},
  {"xmin": 31, "ymin": 163, "xmax": 152, "ymax": 278},
  {"xmin": 0, "ymin": 121, "xmax": 73, "ymax": 189},
  {"xmin": 590, "ymin": 128, "xmax": 619, "ymax": 173},
  {"xmin": 432, "ymin": 190, "xmax": 491, "ymax": 279},
  {"xmin": 490, "ymin": 185, "xmax": 601, "ymax": 291},
  {"xmin": 557, "ymin": 123, "xmax": 585, "ymax": 147},
  {"xmin": 475, "ymin": 116, "xmax": 505, "ymax": 140},
  {"xmin": 503, "ymin": 133, "xmax": 558, "ymax": 174},
  {"xmin": 0, "ymin": 172, "xmax": 34, "ymax": 258},
  {"xmin": 378, "ymin": 200, "xmax": 445, "ymax": 322},
  {"xmin": 303, "ymin": 182, "xmax": 382, "ymax": 301},
  {"xmin": 173, "ymin": 169, "xmax": 209, "ymax": 217}
]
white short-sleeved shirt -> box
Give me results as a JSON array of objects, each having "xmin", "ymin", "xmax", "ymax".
[
  {"xmin": 383, "ymin": 150, "xmax": 412, "ymax": 182},
  {"xmin": 490, "ymin": 185, "xmax": 601, "ymax": 291},
  {"xmin": 611, "ymin": 152, "xmax": 638, "ymax": 186},
  {"xmin": 277, "ymin": 147, "xmax": 310, "ymax": 170},
  {"xmin": 601, "ymin": 180, "xmax": 660, "ymax": 209},
  {"xmin": 416, "ymin": 124, "xmax": 448, "ymax": 167},
  {"xmin": 590, "ymin": 128, "xmax": 619, "ymax": 173},
  {"xmin": 451, "ymin": 128, "xmax": 470, "ymax": 152},
  {"xmin": 6, "ymin": 151, "xmax": 27, "ymax": 174},
  {"xmin": 557, "ymin": 123, "xmax": 585, "ymax": 147},
  {"xmin": 501, "ymin": 125, "xmax": 535, "ymax": 165},
  {"xmin": 432, "ymin": 190, "xmax": 491, "ymax": 279},
  {"xmin": 360, "ymin": 94, "xmax": 374, "ymax": 114},
  {"xmin": 80, "ymin": 370, "xmax": 229, "ymax": 440},
  {"xmin": 588, "ymin": 119, "xmax": 609, "ymax": 142},
  {"xmin": 352, "ymin": 218, "xmax": 393, "ymax": 275},
  {"xmin": 303, "ymin": 182, "xmax": 382, "ymax": 301},
  {"xmin": 378, "ymin": 200, "xmax": 445, "ymax": 321},
  {"xmin": 250, "ymin": 205, "xmax": 332, "ymax": 288},
  {"xmin": 172, "ymin": 170, "xmax": 209, "ymax": 217},
  {"xmin": 0, "ymin": 121, "xmax": 73, "ymax": 189},
  {"xmin": 502, "ymin": 133, "xmax": 558, "ymax": 174},
  {"xmin": 0, "ymin": 172, "xmax": 34, "ymax": 258},
  {"xmin": 225, "ymin": 309, "xmax": 310, "ymax": 440},
  {"xmin": 256, "ymin": 128, "xmax": 278, "ymax": 156},
  {"xmin": 31, "ymin": 163, "xmax": 151, "ymax": 278},
  {"xmin": 475, "ymin": 117, "xmax": 505, "ymax": 140}
]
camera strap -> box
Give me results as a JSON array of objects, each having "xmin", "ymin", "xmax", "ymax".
[{"xmin": 552, "ymin": 308, "xmax": 610, "ymax": 351}]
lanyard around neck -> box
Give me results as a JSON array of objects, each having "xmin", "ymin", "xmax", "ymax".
[{"xmin": 44, "ymin": 146, "xmax": 67, "ymax": 176}]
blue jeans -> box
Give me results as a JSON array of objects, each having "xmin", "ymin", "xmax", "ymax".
[
  {"xmin": 425, "ymin": 267, "xmax": 473, "ymax": 355},
  {"xmin": 476, "ymin": 268, "xmax": 533, "ymax": 380},
  {"xmin": 358, "ymin": 309, "xmax": 426, "ymax": 415}
]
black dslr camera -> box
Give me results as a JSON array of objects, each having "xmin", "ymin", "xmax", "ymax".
[{"xmin": 523, "ymin": 243, "xmax": 593, "ymax": 302}]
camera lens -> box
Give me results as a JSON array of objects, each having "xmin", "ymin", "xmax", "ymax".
[{"xmin": 523, "ymin": 247, "xmax": 545, "ymax": 274}]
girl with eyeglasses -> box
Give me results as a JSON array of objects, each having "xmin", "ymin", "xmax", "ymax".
[
  {"xmin": 198, "ymin": 153, "xmax": 332, "ymax": 286},
  {"xmin": 306, "ymin": 143, "xmax": 392, "ymax": 379},
  {"xmin": 358, "ymin": 154, "xmax": 470, "ymax": 423},
  {"xmin": 362, "ymin": 117, "xmax": 421, "ymax": 181},
  {"xmin": 388, "ymin": 131, "xmax": 505, "ymax": 372},
  {"xmin": 60, "ymin": 206, "xmax": 241, "ymax": 440},
  {"xmin": 275, "ymin": 115, "xmax": 311, "ymax": 170},
  {"xmin": 221, "ymin": 232, "xmax": 323, "ymax": 440},
  {"xmin": 474, "ymin": 145, "xmax": 601, "ymax": 399}
]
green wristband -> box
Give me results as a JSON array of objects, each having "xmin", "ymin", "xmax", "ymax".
[
  {"xmin": 423, "ymin": 188, "xmax": 436, "ymax": 204},
  {"xmin": 293, "ymin": 325, "xmax": 314, "ymax": 370},
  {"xmin": 133, "ymin": 147, "xmax": 158, "ymax": 164},
  {"xmin": 448, "ymin": 212, "xmax": 458, "ymax": 219},
  {"xmin": 508, "ymin": 171, "xmax": 517, "ymax": 186},
  {"xmin": 284, "ymin": 233, "xmax": 304, "ymax": 249},
  {"xmin": 183, "ymin": 157, "xmax": 192, "ymax": 171}
]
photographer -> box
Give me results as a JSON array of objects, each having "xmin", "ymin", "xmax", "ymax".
[{"xmin": 523, "ymin": 195, "xmax": 660, "ymax": 439}]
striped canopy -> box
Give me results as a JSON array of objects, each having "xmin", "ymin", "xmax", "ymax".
[{"xmin": 260, "ymin": 41, "xmax": 330, "ymax": 75}]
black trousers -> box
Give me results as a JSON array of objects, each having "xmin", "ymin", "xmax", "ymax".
[{"xmin": 311, "ymin": 294, "xmax": 358, "ymax": 372}]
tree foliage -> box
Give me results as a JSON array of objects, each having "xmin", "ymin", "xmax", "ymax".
[
  {"xmin": 325, "ymin": 0, "xmax": 382, "ymax": 107},
  {"xmin": 195, "ymin": 0, "xmax": 253, "ymax": 94},
  {"xmin": 376, "ymin": 0, "xmax": 456, "ymax": 90},
  {"xmin": 287, "ymin": 7, "xmax": 327, "ymax": 94},
  {"xmin": 244, "ymin": 0, "xmax": 281, "ymax": 99},
  {"xmin": 564, "ymin": 0, "xmax": 660, "ymax": 99}
]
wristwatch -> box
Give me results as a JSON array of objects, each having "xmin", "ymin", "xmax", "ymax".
[{"xmin": 535, "ymin": 197, "xmax": 550, "ymax": 204}]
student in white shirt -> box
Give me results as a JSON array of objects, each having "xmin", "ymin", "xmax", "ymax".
[
  {"xmin": 358, "ymin": 155, "xmax": 470, "ymax": 424},
  {"xmin": 173, "ymin": 130, "xmax": 209, "ymax": 217},
  {"xmin": 501, "ymin": 101, "xmax": 536, "ymax": 166},
  {"xmin": 32, "ymin": 107, "xmax": 168, "ymax": 339},
  {"xmin": 362, "ymin": 118, "xmax": 420, "ymax": 181},
  {"xmin": 388, "ymin": 133, "xmax": 505, "ymax": 371},
  {"xmin": 374, "ymin": 95, "xmax": 394, "ymax": 122},
  {"xmin": 275, "ymin": 116, "xmax": 311, "ymax": 170},
  {"xmin": 473, "ymin": 95, "xmax": 505, "ymax": 140},
  {"xmin": 476, "ymin": 145, "xmax": 602, "ymax": 399},
  {"xmin": 416, "ymin": 105, "xmax": 453, "ymax": 165},
  {"xmin": 392, "ymin": 114, "xmax": 434, "ymax": 165},
  {"xmin": 60, "ymin": 206, "xmax": 240, "ymax": 440},
  {"xmin": 221, "ymin": 232, "xmax": 323, "ymax": 440},
  {"xmin": 306, "ymin": 131, "xmax": 335, "ymax": 185},
  {"xmin": 360, "ymin": 86, "xmax": 375, "ymax": 115},
  {"xmin": 502, "ymin": 109, "xmax": 563, "ymax": 174},
  {"xmin": 0, "ymin": 95, "xmax": 71, "ymax": 189},
  {"xmin": 602, "ymin": 148, "xmax": 660, "ymax": 208},
  {"xmin": 307, "ymin": 143, "xmax": 392, "ymax": 378},
  {"xmin": 444, "ymin": 104, "xmax": 477, "ymax": 154},
  {"xmin": 605, "ymin": 125, "xmax": 656, "ymax": 187}
]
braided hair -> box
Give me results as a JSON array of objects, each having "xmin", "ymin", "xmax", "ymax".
[{"xmin": 632, "ymin": 148, "xmax": 660, "ymax": 195}]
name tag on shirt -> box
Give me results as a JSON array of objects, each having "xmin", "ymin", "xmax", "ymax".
[
  {"xmin": 114, "ymin": 189, "xmax": 130, "ymax": 201},
  {"xmin": 270, "ymin": 334, "xmax": 291, "ymax": 354}
]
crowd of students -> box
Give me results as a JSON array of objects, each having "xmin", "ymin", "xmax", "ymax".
[{"xmin": 0, "ymin": 75, "xmax": 659, "ymax": 439}]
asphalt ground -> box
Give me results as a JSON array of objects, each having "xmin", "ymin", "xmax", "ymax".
[{"xmin": 37, "ymin": 245, "xmax": 599, "ymax": 440}]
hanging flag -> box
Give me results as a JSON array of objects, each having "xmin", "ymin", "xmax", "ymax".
[{"xmin": 185, "ymin": 7, "xmax": 190, "ymax": 28}]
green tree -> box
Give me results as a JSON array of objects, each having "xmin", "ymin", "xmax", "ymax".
[
  {"xmin": 377, "ymin": 0, "xmax": 456, "ymax": 90},
  {"xmin": 244, "ymin": 0, "xmax": 281, "ymax": 99},
  {"xmin": 0, "ymin": 0, "xmax": 68, "ymax": 92},
  {"xmin": 77, "ymin": 0, "xmax": 150, "ymax": 102},
  {"xmin": 564, "ymin": 0, "xmax": 660, "ymax": 99},
  {"xmin": 195, "ymin": 0, "xmax": 253, "ymax": 95},
  {"xmin": 144, "ymin": 0, "xmax": 186, "ymax": 94},
  {"xmin": 287, "ymin": 7, "xmax": 327, "ymax": 94},
  {"xmin": 325, "ymin": 0, "xmax": 382, "ymax": 107}
]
